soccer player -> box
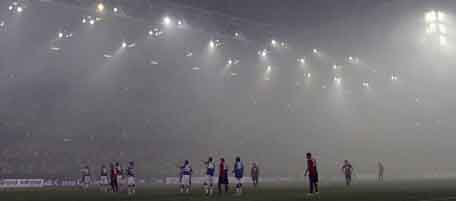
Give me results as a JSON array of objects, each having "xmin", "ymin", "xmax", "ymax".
[
  {"xmin": 341, "ymin": 160, "xmax": 353, "ymax": 186},
  {"xmin": 304, "ymin": 152, "xmax": 319, "ymax": 196},
  {"xmin": 110, "ymin": 163, "xmax": 119, "ymax": 192},
  {"xmin": 81, "ymin": 165, "xmax": 91, "ymax": 190},
  {"xmin": 378, "ymin": 161, "xmax": 384, "ymax": 181},
  {"xmin": 115, "ymin": 162, "xmax": 123, "ymax": 191},
  {"xmin": 179, "ymin": 160, "xmax": 192, "ymax": 193},
  {"xmin": 203, "ymin": 157, "xmax": 215, "ymax": 196},
  {"xmin": 126, "ymin": 161, "xmax": 136, "ymax": 195},
  {"xmin": 233, "ymin": 156, "xmax": 244, "ymax": 195},
  {"xmin": 251, "ymin": 162, "xmax": 259, "ymax": 187},
  {"xmin": 218, "ymin": 158, "xmax": 229, "ymax": 194},
  {"xmin": 100, "ymin": 165, "xmax": 109, "ymax": 192}
]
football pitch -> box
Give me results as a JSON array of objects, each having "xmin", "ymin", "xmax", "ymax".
[{"xmin": 2, "ymin": 180, "xmax": 456, "ymax": 201}]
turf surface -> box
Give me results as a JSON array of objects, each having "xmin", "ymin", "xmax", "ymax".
[{"xmin": 2, "ymin": 180, "xmax": 456, "ymax": 201}]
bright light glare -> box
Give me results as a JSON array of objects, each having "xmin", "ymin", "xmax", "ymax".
[
  {"xmin": 258, "ymin": 49, "xmax": 267, "ymax": 57},
  {"xmin": 163, "ymin": 16, "xmax": 171, "ymax": 25},
  {"xmin": 439, "ymin": 24, "xmax": 447, "ymax": 34},
  {"xmin": 234, "ymin": 32, "xmax": 239, "ymax": 37},
  {"xmin": 438, "ymin": 11, "xmax": 445, "ymax": 22},
  {"xmin": 209, "ymin": 40, "xmax": 215, "ymax": 48},
  {"xmin": 391, "ymin": 75, "xmax": 398, "ymax": 81},
  {"xmin": 427, "ymin": 23, "xmax": 437, "ymax": 33},
  {"xmin": 362, "ymin": 82, "xmax": 369, "ymax": 88},
  {"xmin": 0, "ymin": 21, "xmax": 5, "ymax": 28},
  {"xmin": 113, "ymin": 7, "xmax": 118, "ymax": 13},
  {"xmin": 227, "ymin": 59, "xmax": 233, "ymax": 65},
  {"xmin": 271, "ymin": 40, "xmax": 277, "ymax": 46},
  {"xmin": 426, "ymin": 11, "xmax": 437, "ymax": 22},
  {"xmin": 313, "ymin": 49, "xmax": 318, "ymax": 54},
  {"xmin": 177, "ymin": 20, "xmax": 183, "ymax": 25},
  {"xmin": 334, "ymin": 76, "xmax": 342, "ymax": 84},
  {"xmin": 333, "ymin": 65, "xmax": 338, "ymax": 70},
  {"xmin": 16, "ymin": 6, "xmax": 23, "ymax": 13},
  {"xmin": 306, "ymin": 73, "xmax": 311, "ymax": 78},
  {"xmin": 8, "ymin": 5, "xmax": 13, "ymax": 11},
  {"xmin": 266, "ymin": 65, "xmax": 272, "ymax": 73},
  {"xmin": 82, "ymin": 18, "xmax": 87, "ymax": 24},
  {"xmin": 89, "ymin": 19, "xmax": 95, "ymax": 25},
  {"xmin": 298, "ymin": 58, "xmax": 305, "ymax": 64},
  {"xmin": 439, "ymin": 35, "xmax": 447, "ymax": 46},
  {"xmin": 58, "ymin": 32, "xmax": 63, "ymax": 38},
  {"xmin": 97, "ymin": 3, "xmax": 104, "ymax": 12},
  {"xmin": 122, "ymin": 42, "xmax": 127, "ymax": 48}
]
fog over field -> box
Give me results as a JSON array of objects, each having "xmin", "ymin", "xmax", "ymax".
[{"xmin": 1, "ymin": 0, "xmax": 456, "ymax": 180}]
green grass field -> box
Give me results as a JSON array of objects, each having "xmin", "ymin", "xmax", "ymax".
[{"xmin": 2, "ymin": 180, "xmax": 456, "ymax": 201}]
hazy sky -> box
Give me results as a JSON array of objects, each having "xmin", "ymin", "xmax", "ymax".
[{"xmin": 1, "ymin": 0, "xmax": 456, "ymax": 180}]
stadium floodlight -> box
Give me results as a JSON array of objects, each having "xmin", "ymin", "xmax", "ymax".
[
  {"xmin": 113, "ymin": 7, "xmax": 118, "ymax": 13},
  {"xmin": 271, "ymin": 39, "xmax": 277, "ymax": 46},
  {"xmin": 163, "ymin": 16, "xmax": 172, "ymax": 25},
  {"xmin": 89, "ymin": 19, "xmax": 95, "ymax": 25},
  {"xmin": 209, "ymin": 40, "xmax": 215, "ymax": 48},
  {"xmin": 227, "ymin": 59, "xmax": 233, "ymax": 65},
  {"xmin": 82, "ymin": 18, "xmax": 87, "ymax": 24},
  {"xmin": 426, "ymin": 11, "xmax": 437, "ymax": 23},
  {"xmin": 121, "ymin": 41, "xmax": 127, "ymax": 48},
  {"xmin": 313, "ymin": 49, "xmax": 318, "ymax": 54},
  {"xmin": 97, "ymin": 3, "xmax": 104, "ymax": 12},
  {"xmin": 334, "ymin": 76, "xmax": 342, "ymax": 84},
  {"xmin": 391, "ymin": 75, "xmax": 398, "ymax": 81},
  {"xmin": 362, "ymin": 81, "xmax": 369, "ymax": 88},
  {"xmin": 16, "ymin": 6, "xmax": 23, "ymax": 13},
  {"xmin": 234, "ymin": 32, "xmax": 239, "ymax": 37},
  {"xmin": 177, "ymin": 20, "xmax": 183, "ymax": 25},
  {"xmin": 439, "ymin": 35, "xmax": 447, "ymax": 46},
  {"xmin": 298, "ymin": 58, "xmax": 305, "ymax": 64},
  {"xmin": 427, "ymin": 23, "xmax": 437, "ymax": 34},
  {"xmin": 266, "ymin": 65, "xmax": 272, "ymax": 73},
  {"xmin": 439, "ymin": 24, "xmax": 447, "ymax": 34},
  {"xmin": 8, "ymin": 5, "xmax": 13, "ymax": 11},
  {"xmin": 258, "ymin": 49, "xmax": 267, "ymax": 57},
  {"xmin": 58, "ymin": 32, "xmax": 64, "ymax": 38},
  {"xmin": 438, "ymin": 11, "xmax": 445, "ymax": 22}
]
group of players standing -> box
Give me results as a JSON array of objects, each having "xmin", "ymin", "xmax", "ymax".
[
  {"xmin": 78, "ymin": 153, "xmax": 384, "ymax": 197},
  {"xmin": 80, "ymin": 161, "xmax": 136, "ymax": 195},
  {"xmin": 179, "ymin": 156, "xmax": 259, "ymax": 196}
]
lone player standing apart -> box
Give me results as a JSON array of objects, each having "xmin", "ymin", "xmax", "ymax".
[
  {"xmin": 251, "ymin": 162, "xmax": 259, "ymax": 187},
  {"xmin": 341, "ymin": 160, "xmax": 353, "ymax": 186},
  {"xmin": 304, "ymin": 152, "xmax": 319, "ymax": 196},
  {"xmin": 378, "ymin": 161, "xmax": 384, "ymax": 181}
]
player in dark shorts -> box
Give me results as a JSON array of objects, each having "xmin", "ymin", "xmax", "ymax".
[
  {"xmin": 251, "ymin": 162, "xmax": 259, "ymax": 187},
  {"xmin": 341, "ymin": 160, "xmax": 353, "ymax": 186},
  {"xmin": 218, "ymin": 158, "xmax": 229, "ymax": 194},
  {"xmin": 110, "ymin": 163, "xmax": 119, "ymax": 192},
  {"xmin": 304, "ymin": 152, "xmax": 319, "ymax": 196}
]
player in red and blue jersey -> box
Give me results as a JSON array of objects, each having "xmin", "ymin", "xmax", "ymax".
[
  {"xmin": 218, "ymin": 158, "xmax": 229, "ymax": 194},
  {"xmin": 304, "ymin": 152, "xmax": 319, "ymax": 195}
]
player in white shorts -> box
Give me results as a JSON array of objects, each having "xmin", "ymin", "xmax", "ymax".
[
  {"xmin": 202, "ymin": 157, "xmax": 215, "ymax": 196},
  {"xmin": 179, "ymin": 160, "xmax": 192, "ymax": 193},
  {"xmin": 99, "ymin": 165, "xmax": 109, "ymax": 192},
  {"xmin": 81, "ymin": 165, "xmax": 91, "ymax": 190},
  {"xmin": 126, "ymin": 161, "xmax": 136, "ymax": 195},
  {"xmin": 115, "ymin": 162, "xmax": 123, "ymax": 191},
  {"xmin": 233, "ymin": 157, "xmax": 244, "ymax": 195}
]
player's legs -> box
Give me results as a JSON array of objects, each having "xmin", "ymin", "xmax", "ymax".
[{"xmin": 345, "ymin": 174, "xmax": 351, "ymax": 186}]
